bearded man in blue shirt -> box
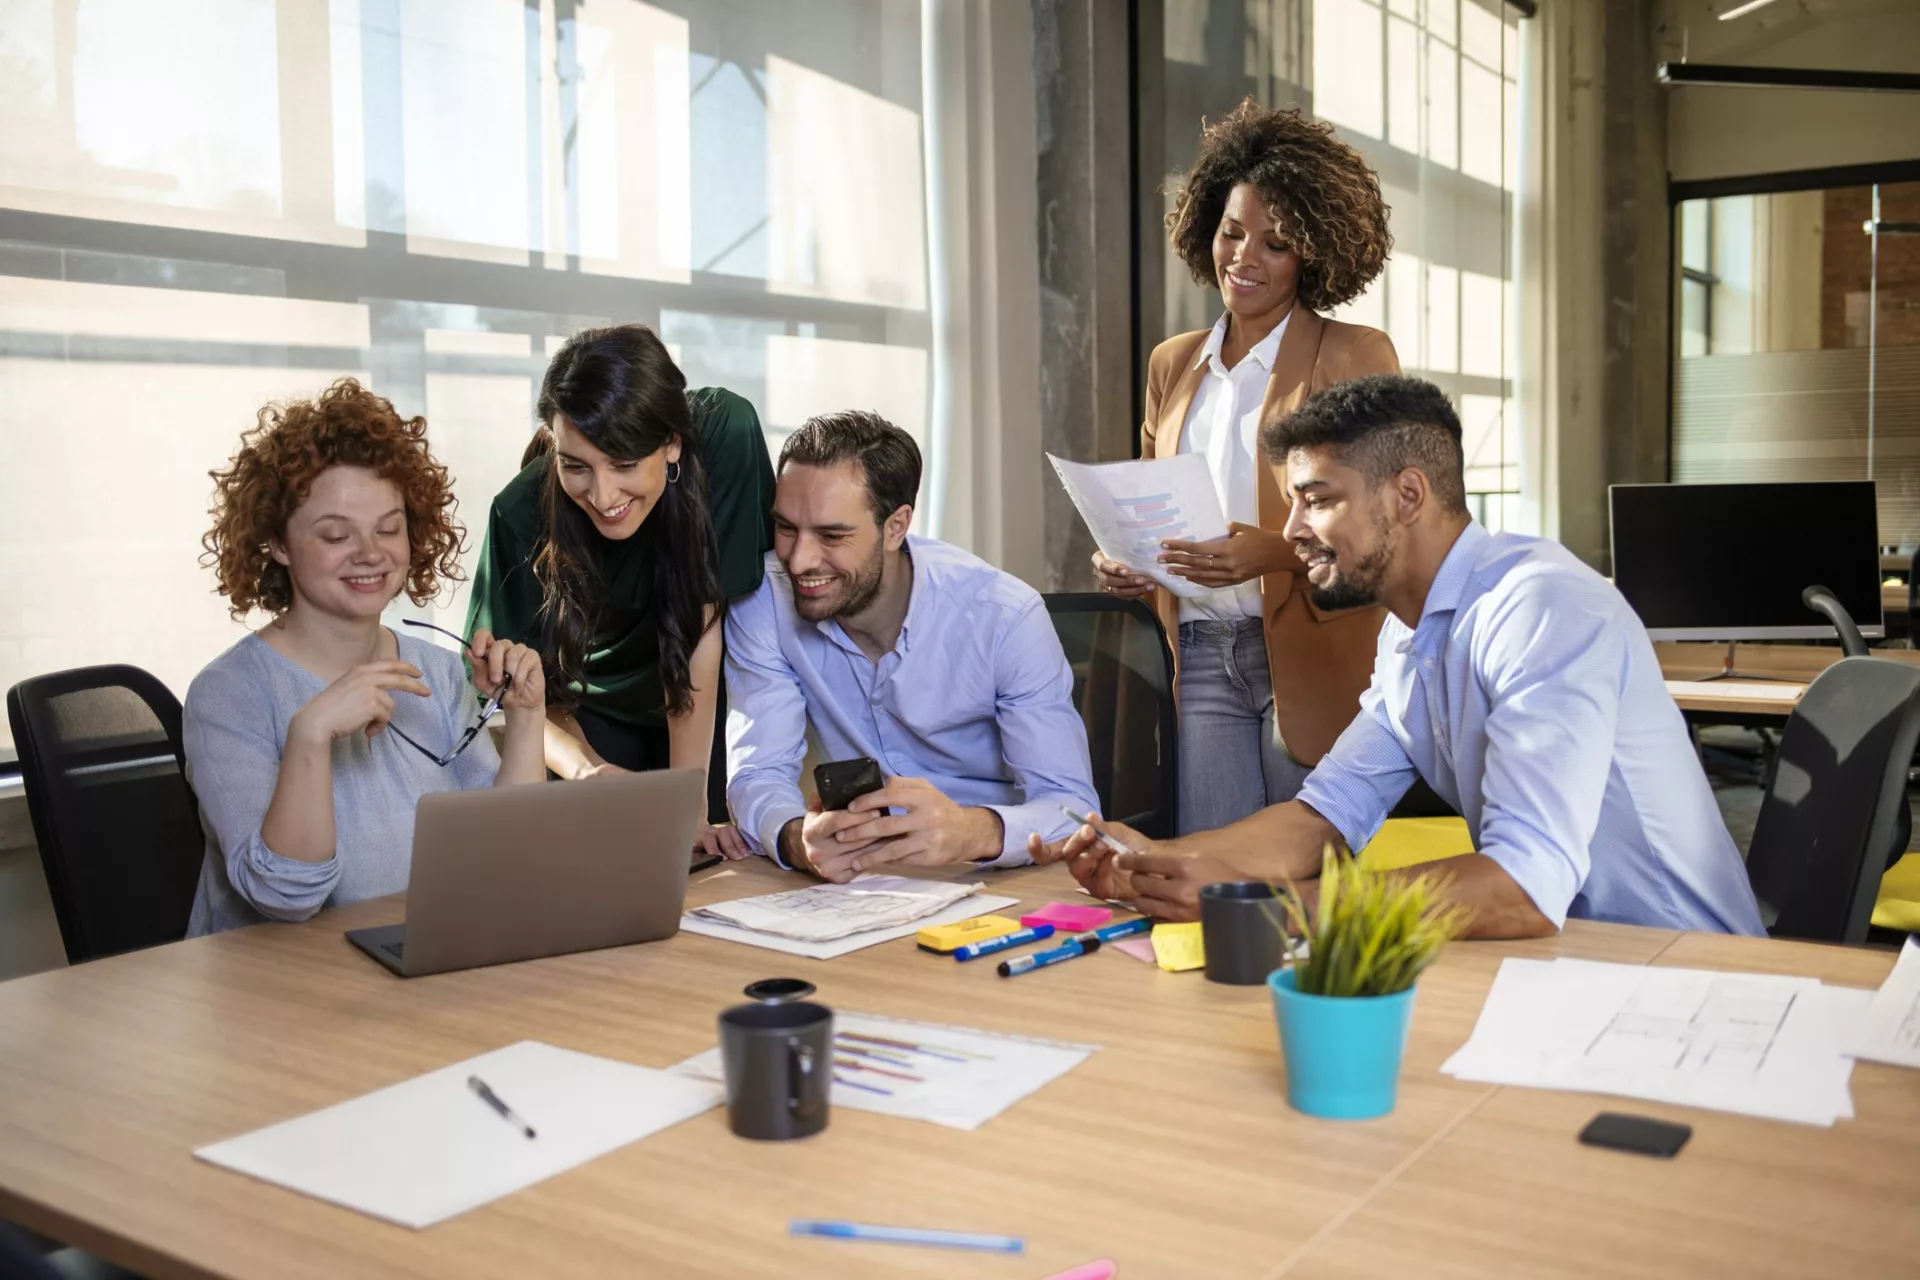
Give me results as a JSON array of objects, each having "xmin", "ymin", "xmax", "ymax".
[
  {"xmin": 1038, "ymin": 374, "xmax": 1764, "ymax": 938},
  {"xmin": 726, "ymin": 409, "xmax": 1097, "ymax": 882}
]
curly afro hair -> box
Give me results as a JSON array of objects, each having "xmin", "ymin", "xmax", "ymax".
[
  {"xmin": 1167, "ymin": 98, "xmax": 1392, "ymax": 313},
  {"xmin": 202, "ymin": 378, "xmax": 465, "ymax": 618}
]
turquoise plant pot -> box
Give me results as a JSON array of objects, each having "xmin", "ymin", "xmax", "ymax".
[{"xmin": 1268, "ymin": 967, "xmax": 1417, "ymax": 1120}]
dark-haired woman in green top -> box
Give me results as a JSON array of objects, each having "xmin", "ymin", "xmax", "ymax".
[{"xmin": 467, "ymin": 324, "xmax": 774, "ymax": 859}]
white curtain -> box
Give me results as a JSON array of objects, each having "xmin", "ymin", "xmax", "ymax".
[{"xmin": 920, "ymin": 0, "xmax": 1047, "ymax": 585}]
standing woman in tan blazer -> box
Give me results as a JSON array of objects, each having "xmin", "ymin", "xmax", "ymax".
[{"xmin": 1095, "ymin": 98, "xmax": 1399, "ymax": 834}]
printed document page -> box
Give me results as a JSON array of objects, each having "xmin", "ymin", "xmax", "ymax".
[
  {"xmin": 196, "ymin": 1042, "xmax": 722, "ymax": 1228},
  {"xmin": 1048, "ymin": 453, "xmax": 1228, "ymax": 600},
  {"xmin": 1848, "ymin": 935, "xmax": 1920, "ymax": 1069}
]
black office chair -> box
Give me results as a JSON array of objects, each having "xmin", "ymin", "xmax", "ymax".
[
  {"xmin": 1743, "ymin": 656, "xmax": 1920, "ymax": 944},
  {"xmin": 1043, "ymin": 594, "xmax": 1178, "ymax": 839},
  {"xmin": 1801, "ymin": 584, "xmax": 1870, "ymax": 657},
  {"xmin": 6, "ymin": 666, "xmax": 205, "ymax": 963}
]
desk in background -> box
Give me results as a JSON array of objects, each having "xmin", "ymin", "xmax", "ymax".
[
  {"xmin": 0, "ymin": 859, "xmax": 1916, "ymax": 1279},
  {"xmin": 1657, "ymin": 642, "xmax": 1920, "ymax": 720}
]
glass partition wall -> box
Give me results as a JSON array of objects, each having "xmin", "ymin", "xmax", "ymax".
[
  {"xmin": 1671, "ymin": 180, "xmax": 1920, "ymax": 553},
  {"xmin": 1150, "ymin": 0, "xmax": 1523, "ymax": 526}
]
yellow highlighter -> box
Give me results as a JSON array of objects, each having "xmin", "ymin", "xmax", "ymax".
[{"xmin": 917, "ymin": 915, "xmax": 1025, "ymax": 955}]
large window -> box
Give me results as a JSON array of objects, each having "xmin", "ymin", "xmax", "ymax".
[
  {"xmin": 1670, "ymin": 181, "xmax": 1920, "ymax": 548},
  {"xmin": 0, "ymin": 0, "xmax": 929, "ymax": 750},
  {"xmin": 1157, "ymin": 0, "xmax": 1522, "ymax": 525}
]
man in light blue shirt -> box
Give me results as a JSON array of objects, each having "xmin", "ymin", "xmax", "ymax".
[
  {"xmin": 727, "ymin": 410, "xmax": 1097, "ymax": 882},
  {"xmin": 1039, "ymin": 375, "xmax": 1764, "ymax": 937}
]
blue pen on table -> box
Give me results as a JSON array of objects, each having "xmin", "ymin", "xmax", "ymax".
[
  {"xmin": 789, "ymin": 1220, "xmax": 1024, "ymax": 1254},
  {"xmin": 953, "ymin": 923, "xmax": 1055, "ymax": 962},
  {"xmin": 998, "ymin": 934, "xmax": 1100, "ymax": 977},
  {"xmin": 1090, "ymin": 916, "xmax": 1152, "ymax": 943}
]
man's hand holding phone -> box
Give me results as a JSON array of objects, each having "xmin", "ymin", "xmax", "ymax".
[{"xmin": 775, "ymin": 757, "xmax": 888, "ymax": 882}]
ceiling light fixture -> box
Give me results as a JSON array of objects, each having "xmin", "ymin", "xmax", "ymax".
[{"xmin": 1718, "ymin": 0, "xmax": 1782, "ymax": 19}]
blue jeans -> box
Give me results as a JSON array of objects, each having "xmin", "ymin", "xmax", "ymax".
[{"xmin": 1176, "ymin": 619, "xmax": 1311, "ymax": 835}]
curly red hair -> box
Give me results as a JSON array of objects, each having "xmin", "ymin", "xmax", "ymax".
[{"xmin": 202, "ymin": 378, "xmax": 465, "ymax": 618}]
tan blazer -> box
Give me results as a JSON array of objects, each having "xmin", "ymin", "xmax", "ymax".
[{"xmin": 1141, "ymin": 308, "xmax": 1401, "ymax": 765}]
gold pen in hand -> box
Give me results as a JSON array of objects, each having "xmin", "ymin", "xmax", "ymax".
[{"xmin": 468, "ymin": 1075, "xmax": 536, "ymax": 1139}]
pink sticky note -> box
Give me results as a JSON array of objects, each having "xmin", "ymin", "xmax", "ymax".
[
  {"xmin": 1110, "ymin": 936, "xmax": 1158, "ymax": 964},
  {"xmin": 1020, "ymin": 903, "xmax": 1113, "ymax": 932}
]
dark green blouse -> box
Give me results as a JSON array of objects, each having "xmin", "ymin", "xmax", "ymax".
[{"xmin": 465, "ymin": 387, "xmax": 776, "ymax": 728}]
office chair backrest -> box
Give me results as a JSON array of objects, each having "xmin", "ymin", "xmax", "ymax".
[
  {"xmin": 1745, "ymin": 656, "xmax": 1920, "ymax": 944},
  {"xmin": 6, "ymin": 665, "xmax": 206, "ymax": 963},
  {"xmin": 1801, "ymin": 584, "xmax": 1869, "ymax": 657},
  {"xmin": 1043, "ymin": 594, "xmax": 1178, "ymax": 839}
]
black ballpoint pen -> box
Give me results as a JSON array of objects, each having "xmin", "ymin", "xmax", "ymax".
[{"xmin": 467, "ymin": 1075, "xmax": 537, "ymax": 1139}]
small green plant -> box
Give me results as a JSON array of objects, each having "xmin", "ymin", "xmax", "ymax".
[{"xmin": 1271, "ymin": 846, "xmax": 1470, "ymax": 998}]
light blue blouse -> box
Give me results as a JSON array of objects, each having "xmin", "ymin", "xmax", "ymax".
[{"xmin": 182, "ymin": 631, "xmax": 499, "ymax": 935}]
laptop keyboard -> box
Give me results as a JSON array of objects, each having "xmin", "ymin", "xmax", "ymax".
[{"xmin": 381, "ymin": 941, "xmax": 405, "ymax": 959}]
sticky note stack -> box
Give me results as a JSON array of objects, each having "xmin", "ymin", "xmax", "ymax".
[
  {"xmin": 1150, "ymin": 922, "xmax": 1206, "ymax": 972},
  {"xmin": 1019, "ymin": 903, "xmax": 1112, "ymax": 933}
]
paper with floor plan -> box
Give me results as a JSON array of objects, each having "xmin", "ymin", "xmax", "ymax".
[
  {"xmin": 688, "ymin": 874, "xmax": 985, "ymax": 942},
  {"xmin": 1443, "ymin": 958, "xmax": 1869, "ymax": 1125},
  {"xmin": 680, "ymin": 892, "xmax": 1021, "ymax": 960},
  {"xmin": 671, "ymin": 1010, "xmax": 1098, "ymax": 1131},
  {"xmin": 195, "ymin": 1041, "xmax": 722, "ymax": 1229},
  {"xmin": 1847, "ymin": 935, "xmax": 1920, "ymax": 1069},
  {"xmin": 1048, "ymin": 453, "xmax": 1228, "ymax": 600}
]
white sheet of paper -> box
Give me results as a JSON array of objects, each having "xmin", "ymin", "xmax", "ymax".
[
  {"xmin": 1443, "ymin": 958, "xmax": 1866, "ymax": 1126},
  {"xmin": 1848, "ymin": 935, "xmax": 1920, "ymax": 1069},
  {"xmin": 679, "ymin": 894, "xmax": 1021, "ymax": 960},
  {"xmin": 195, "ymin": 1042, "xmax": 722, "ymax": 1229},
  {"xmin": 1047, "ymin": 453, "xmax": 1228, "ymax": 600},
  {"xmin": 671, "ymin": 1010, "xmax": 1098, "ymax": 1131},
  {"xmin": 689, "ymin": 874, "xmax": 983, "ymax": 942},
  {"xmin": 1663, "ymin": 679, "xmax": 1804, "ymax": 702}
]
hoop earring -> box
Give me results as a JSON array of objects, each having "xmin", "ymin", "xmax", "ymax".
[{"xmin": 666, "ymin": 461, "xmax": 682, "ymax": 484}]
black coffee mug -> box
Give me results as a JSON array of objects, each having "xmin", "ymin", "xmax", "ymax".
[
  {"xmin": 718, "ymin": 1000, "xmax": 832, "ymax": 1141},
  {"xmin": 743, "ymin": 977, "xmax": 816, "ymax": 1004},
  {"xmin": 1199, "ymin": 881, "xmax": 1286, "ymax": 985}
]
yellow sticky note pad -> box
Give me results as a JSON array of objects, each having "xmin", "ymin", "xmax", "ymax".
[
  {"xmin": 1151, "ymin": 922, "xmax": 1206, "ymax": 972},
  {"xmin": 917, "ymin": 914, "xmax": 1023, "ymax": 953}
]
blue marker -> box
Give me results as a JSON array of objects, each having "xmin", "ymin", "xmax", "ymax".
[
  {"xmin": 1091, "ymin": 917, "xmax": 1152, "ymax": 943},
  {"xmin": 789, "ymin": 1220, "xmax": 1025, "ymax": 1254},
  {"xmin": 998, "ymin": 935, "xmax": 1100, "ymax": 977},
  {"xmin": 953, "ymin": 923, "xmax": 1054, "ymax": 962}
]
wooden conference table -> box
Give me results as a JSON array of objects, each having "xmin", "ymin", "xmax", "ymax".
[{"xmin": 0, "ymin": 859, "xmax": 1916, "ymax": 1279}]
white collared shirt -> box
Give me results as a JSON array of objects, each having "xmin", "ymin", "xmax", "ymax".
[{"xmin": 1175, "ymin": 310, "xmax": 1289, "ymax": 623}]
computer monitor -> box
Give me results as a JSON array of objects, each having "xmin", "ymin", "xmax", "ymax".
[{"xmin": 1608, "ymin": 480, "xmax": 1884, "ymax": 641}]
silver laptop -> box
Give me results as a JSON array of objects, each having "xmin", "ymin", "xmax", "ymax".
[{"xmin": 346, "ymin": 769, "xmax": 703, "ymax": 977}]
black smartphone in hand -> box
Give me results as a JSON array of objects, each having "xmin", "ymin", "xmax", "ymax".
[{"xmin": 814, "ymin": 757, "xmax": 884, "ymax": 811}]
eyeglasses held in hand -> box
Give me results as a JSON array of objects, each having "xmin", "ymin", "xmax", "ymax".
[{"xmin": 388, "ymin": 619, "xmax": 509, "ymax": 767}]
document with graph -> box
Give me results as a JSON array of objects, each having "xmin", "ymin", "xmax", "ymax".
[
  {"xmin": 1442, "ymin": 957, "xmax": 1870, "ymax": 1126},
  {"xmin": 1047, "ymin": 453, "xmax": 1229, "ymax": 600}
]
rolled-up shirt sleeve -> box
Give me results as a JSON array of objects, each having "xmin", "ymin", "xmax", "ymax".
[
  {"xmin": 978, "ymin": 600, "xmax": 1101, "ymax": 867},
  {"xmin": 1471, "ymin": 584, "xmax": 1624, "ymax": 928},
  {"xmin": 181, "ymin": 668, "xmax": 342, "ymax": 922},
  {"xmin": 1295, "ymin": 684, "xmax": 1419, "ymax": 853},
  {"xmin": 724, "ymin": 576, "xmax": 811, "ymax": 866}
]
